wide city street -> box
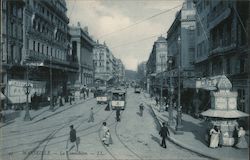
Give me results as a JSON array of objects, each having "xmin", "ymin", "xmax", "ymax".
[{"xmin": 0, "ymin": 88, "xmax": 209, "ymax": 160}]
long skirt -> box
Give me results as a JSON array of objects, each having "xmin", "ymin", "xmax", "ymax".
[
  {"xmin": 236, "ymin": 136, "xmax": 248, "ymax": 149},
  {"xmin": 210, "ymin": 133, "xmax": 219, "ymax": 148},
  {"xmin": 88, "ymin": 113, "xmax": 94, "ymax": 122}
]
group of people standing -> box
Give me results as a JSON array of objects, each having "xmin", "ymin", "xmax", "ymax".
[{"xmin": 209, "ymin": 125, "xmax": 248, "ymax": 149}]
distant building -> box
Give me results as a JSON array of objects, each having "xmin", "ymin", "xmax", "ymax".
[
  {"xmin": 146, "ymin": 36, "xmax": 168, "ymax": 95},
  {"xmin": 117, "ymin": 59, "xmax": 125, "ymax": 82},
  {"xmin": 70, "ymin": 23, "xmax": 95, "ymax": 87},
  {"xmin": 93, "ymin": 42, "xmax": 113, "ymax": 85},
  {"xmin": 93, "ymin": 42, "xmax": 125, "ymax": 86},
  {"xmin": 137, "ymin": 61, "xmax": 147, "ymax": 89}
]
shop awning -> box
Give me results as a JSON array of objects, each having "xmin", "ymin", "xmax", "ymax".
[
  {"xmin": 0, "ymin": 92, "xmax": 6, "ymax": 100},
  {"xmin": 201, "ymin": 109, "xmax": 249, "ymax": 118}
]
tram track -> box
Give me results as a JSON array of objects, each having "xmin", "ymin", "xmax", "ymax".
[
  {"xmin": 114, "ymin": 111, "xmax": 143, "ymax": 160},
  {"xmin": 22, "ymin": 102, "xmax": 104, "ymax": 160},
  {"xmin": 99, "ymin": 106, "xmax": 144, "ymax": 160}
]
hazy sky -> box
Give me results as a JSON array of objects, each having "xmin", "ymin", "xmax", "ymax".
[{"xmin": 66, "ymin": 0, "xmax": 184, "ymax": 71}]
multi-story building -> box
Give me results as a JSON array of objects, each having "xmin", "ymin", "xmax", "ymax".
[
  {"xmin": 1, "ymin": 0, "xmax": 25, "ymax": 108},
  {"xmin": 193, "ymin": 0, "xmax": 249, "ymax": 127},
  {"xmin": 93, "ymin": 42, "xmax": 113, "ymax": 85},
  {"xmin": 117, "ymin": 59, "xmax": 125, "ymax": 83},
  {"xmin": 1, "ymin": 0, "xmax": 78, "ymax": 107},
  {"xmin": 70, "ymin": 23, "xmax": 95, "ymax": 87},
  {"xmin": 93, "ymin": 41, "xmax": 124, "ymax": 86},
  {"xmin": 146, "ymin": 36, "xmax": 168, "ymax": 95},
  {"xmin": 166, "ymin": 0, "xmax": 196, "ymax": 111}
]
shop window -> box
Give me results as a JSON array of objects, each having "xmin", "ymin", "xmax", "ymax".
[
  {"xmin": 33, "ymin": 41, "xmax": 36, "ymax": 51},
  {"xmin": 226, "ymin": 58, "xmax": 231, "ymax": 74},
  {"xmin": 38, "ymin": 43, "xmax": 40, "ymax": 53},
  {"xmin": 240, "ymin": 59, "xmax": 245, "ymax": 73},
  {"xmin": 237, "ymin": 89, "xmax": 246, "ymax": 112}
]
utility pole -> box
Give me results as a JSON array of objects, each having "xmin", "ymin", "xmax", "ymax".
[
  {"xmin": 23, "ymin": 65, "xmax": 31, "ymax": 121},
  {"xmin": 159, "ymin": 54, "xmax": 164, "ymax": 112},
  {"xmin": 168, "ymin": 58, "xmax": 174, "ymax": 126},
  {"xmin": 176, "ymin": 36, "xmax": 183, "ymax": 132}
]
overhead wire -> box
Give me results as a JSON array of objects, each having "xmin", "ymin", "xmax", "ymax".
[
  {"xmin": 68, "ymin": 0, "xmax": 76, "ymax": 20},
  {"xmin": 110, "ymin": 32, "xmax": 167, "ymax": 49},
  {"xmin": 97, "ymin": 4, "xmax": 182, "ymax": 39}
]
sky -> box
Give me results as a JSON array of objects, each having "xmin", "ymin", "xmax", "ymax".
[{"xmin": 66, "ymin": 0, "xmax": 184, "ymax": 71}]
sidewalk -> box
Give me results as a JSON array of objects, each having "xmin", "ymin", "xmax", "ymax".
[
  {"xmin": 0, "ymin": 95, "xmax": 93, "ymax": 127},
  {"xmin": 142, "ymin": 92, "xmax": 249, "ymax": 160}
]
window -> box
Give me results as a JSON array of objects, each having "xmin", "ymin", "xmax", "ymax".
[
  {"xmin": 226, "ymin": 58, "xmax": 231, "ymax": 74},
  {"xmin": 237, "ymin": 89, "xmax": 245, "ymax": 112},
  {"xmin": 240, "ymin": 59, "xmax": 245, "ymax": 73},
  {"xmin": 42, "ymin": 44, "xmax": 44, "ymax": 54},
  {"xmin": 47, "ymin": 46, "xmax": 49, "ymax": 56},
  {"xmin": 51, "ymin": 48, "xmax": 53, "ymax": 56},
  {"xmin": 33, "ymin": 41, "xmax": 36, "ymax": 51},
  {"xmin": 38, "ymin": 43, "xmax": 40, "ymax": 52},
  {"xmin": 12, "ymin": 4, "xmax": 17, "ymax": 16}
]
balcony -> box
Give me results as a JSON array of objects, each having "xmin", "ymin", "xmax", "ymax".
[{"xmin": 209, "ymin": 43, "xmax": 236, "ymax": 56}]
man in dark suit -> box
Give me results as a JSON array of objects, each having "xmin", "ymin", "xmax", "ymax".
[{"xmin": 159, "ymin": 122, "xmax": 170, "ymax": 148}]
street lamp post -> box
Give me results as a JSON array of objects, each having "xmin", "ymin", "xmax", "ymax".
[
  {"xmin": 49, "ymin": 56, "xmax": 53, "ymax": 111},
  {"xmin": 159, "ymin": 54, "xmax": 164, "ymax": 112},
  {"xmin": 176, "ymin": 36, "xmax": 183, "ymax": 132},
  {"xmin": 168, "ymin": 58, "xmax": 174, "ymax": 126},
  {"xmin": 23, "ymin": 65, "xmax": 31, "ymax": 121}
]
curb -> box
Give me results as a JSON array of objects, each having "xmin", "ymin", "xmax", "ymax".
[{"xmin": 146, "ymin": 103, "xmax": 219, "ymax": 160}]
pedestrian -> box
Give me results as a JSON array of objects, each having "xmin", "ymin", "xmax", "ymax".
[
  {"xmin": 87, "ymin": 88, "xmax": 89, "ymax": 97},
  {"xmin": 218, "ymin": 126, "xmax": 223, "ymax": 148},
  {"xmin": 59, "ymin": 96, "xmax": 63, "ymax": 106},
  {"xmin": 66, "ymin": 125, "xmax": 78, "ymax": 153},
  {"xmin": 159, "ymin": 122, "xmax": 170, "ymax": 148},
  {"xmin": 69, "ymin": 93, "xmax": 72, "ymax": 105},
  {"xmin": 102, "ymin": 122, "xmax": 109, "ymax": 140},
  {"xmin": 236, "ymin": 127, "xmax": 248, "ymax": 149},
  {"xmin": 155, "ymin": 97, "xmax": 159, "ymax": 106},
  {"xmin": 88, "ymin": 107, "xmax": 94, "ymax": 123},
  {"xmin": 105, "ymin": 102, "xmax": 110, "ymax": 111},
  {"xmin": 102, "ymin": 129, "xmax": 113, "ymax": 146},
  {"xmin": 139, "ymin": 103, "xmax": 144, "ymax": 117},
  {"xmin": 116, "ymin": 108, "xmax": 121, "ymax": 121},
  {"xmin": 209, "ymin": 125, "xmax": 220, "ymax": 148}
]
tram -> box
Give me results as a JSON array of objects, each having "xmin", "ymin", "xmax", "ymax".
[
  {"xmin": 94, "ymin": 87, "xmax": 109, "ymax": 104},
  {"xmin": 111, "ymin": 88, "xmax": 126, "ymax": 110},
  {"xmin": 134, "ymin": 85, "xmax": 141, "ymax": 93}
]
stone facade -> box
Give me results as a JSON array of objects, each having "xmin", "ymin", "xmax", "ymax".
[
  {"xmin": 70, "ymin": 24, "xmax": 95, "ymax": 86},
  {"xmin": 1, "ymin": 0, "xmax": 78, "ymax": 107},
  {"xmin": 146, "ymin": 36, "xmax": 168, "ymax": 95},
  {"xmin": 194, "ymin": 0, "xmax": 250, "ymax": 116}
]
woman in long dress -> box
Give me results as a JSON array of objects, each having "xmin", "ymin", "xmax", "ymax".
[
  {"xmin": 236, "ymin": 127, "xmax": 248, "ymax": 149},
  {"xmin": 209, "ymin": 126, "xmax": 220, "ymax": 148},
  {"xmin": 102, "ymin": 129, "xmax": 113, "ymax": 146}
]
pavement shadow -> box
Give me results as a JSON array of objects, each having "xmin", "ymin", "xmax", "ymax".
[
  {"xmin": 147, "ymin": 106, "xmax": 161, "ymax": 131},
  {"xmin": 181, "ymin": 119, "xmax": 208, "ymax": 146},
  {"xmin": 1, "ymin": 110, "xmax": 21, "ymax": 124},
  {"xmin": 136, "ymin": 112, "xmax": 141, "ymax": 117},
  {"xmin": 150, "ymin": 134, "xmax": 161, "ymax": 146}
]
